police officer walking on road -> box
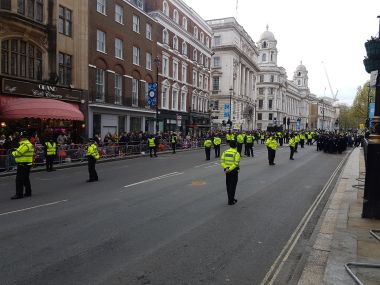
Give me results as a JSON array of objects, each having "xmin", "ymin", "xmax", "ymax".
[
  {"xmin": 86, "ymin": 138, "xmax": 99, "ymax": 182},
  {"xmin": 11, "ymin": 132, "xmax": 34, "ymax": 199},
  {"xmin": 266, "ymin": 133, "xmax": 278, "ymax": 166},
  {"xmin": 213, "ymin": 134, "xmax": 221, "ymax": 158},
  {"xmin": 148, "ymin": 134, "xmax": 157, "ymax": 157},
  {"xmin": 245, "ymin": 133, "xmax": 254, "ymax": 157},
  {"xmin": 44, "ymin": 136, "xmax": 57, "ymax": 172},
  {"xmin": 289, "ymin": 134, "xmax": 296, "ymax": 160},
  {"xmin": 204, "ymin": 137, "xmax": 212, "ymax": 160},
  {"xmin": 220, "ymin": 140, "xmax": 241, "ymax": 205}
]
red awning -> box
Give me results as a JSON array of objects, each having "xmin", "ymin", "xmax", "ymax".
[{"xmin": 0, "ymin": 98, "xmax": 84, "ymax": 121}]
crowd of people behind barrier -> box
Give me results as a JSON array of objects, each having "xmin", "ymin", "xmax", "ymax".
[{"xmin": 0, "ymin": 129, "xmax": 366, "ymax": 172}]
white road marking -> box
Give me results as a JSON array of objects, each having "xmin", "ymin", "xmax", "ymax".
[
  {"xmin": 123, "ymin": 172, "xmax": 184, "ymax": 189},
  {"xmin": 194, "ymin": 162, "xmax": 215, "ymax": 168},
  {"xmin": 0, "ymin": 200, "xmax": 68, "ymax": 217},
  {"xmin": 205, "ymin": 163, "xmax": 219, "ymax": 169}
]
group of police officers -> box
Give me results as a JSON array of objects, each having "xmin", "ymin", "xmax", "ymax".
[{"xmin": 8, "ymin": 130, "xmax": 353, "ymax": 205}]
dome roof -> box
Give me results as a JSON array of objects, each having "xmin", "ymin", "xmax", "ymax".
[
  {"xmin": 260, "ymin": 25, "xmax": 275, "ymax": 41},
  {"xmin": 296, "ymin": 61, "xmax": 307, "ymax": 71}
]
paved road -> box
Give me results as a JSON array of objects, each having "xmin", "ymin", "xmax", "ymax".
[{"xmin": 0, "ymin": 143, "xmax": 346, "ymax": 285}]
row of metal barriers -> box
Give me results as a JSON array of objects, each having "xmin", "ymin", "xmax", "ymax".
[{"xmin": 0, "ymin": 138, "xmax": 212, "ymax": 172}]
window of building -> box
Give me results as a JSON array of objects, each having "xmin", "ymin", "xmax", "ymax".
[
  {"xmin": 115, "ymin": 38, "xmax": 123, "ymax": 59},
  {"xmin": 182, "ymin": 17, "xmax": 187, "ymax": 30},
  {"xmin": 16, "ymin": 0, "xmax": 43, "ymax": 22},
  {"xmin": 298, "ymin": 80, "xmax": 301, "ymax": 85},
  {"xmin": 181, "ymin": 65, "xmax": 187, "ymax": 82},
  {"xmin": 162, "ymin": 55, "xmax": 169, "ymax": 76},
  {"xmin": 58, "ymin": 52, "xmax": 72, "ymax": 86},
  {"xmin": 193, "ymin": 26, "xmax": 198, "ymax": 38},
  {"xmin": 212, "ymin": 77, "xmax": 219, "ymax": 91},
  {"xmin": 270, "ymin": 75, "xmax": 274, "ymax": 82},
  {"xmin": 212, "ymin": 100, "xmax": 219, "ymax": 110},
  {"xmin": 161, "ymin": 85, "xmax": 169, "ymax": 109},
  {"xmin": 206, "ymin": 37, "xmax": 210, "ymax": 48},
  {"xmin": 146, "ymin": 23, "xmax": 152, "ymax": 40},
  {"xmin": 172, "ymin": 89, "xmax": 178, "ymax": 110},
  {"xmin": 115, "ymin": 4, "xmax": 123, "ymax": 24},
  {"xmin": 204, "ymin": 76, "xmax": 208, "ymax": 90},
  {"xmin": 193, "ymin": 49, "xmax": 197, "ymax": 61},
  {"xmin": 146, "ymin": 52, "xmax": 152, "ymax": 70},
  {"xmin": 173, "ymin": 36, "xmax": 178, "ymax": 51},
  {"xmin": 259, "ymin": 75, "xmax": 264, "ymax": 82},
  {"xmin": 258, "ymin": 99, "xmax": 263, "ymax": 109},
  {"xmin": 132, "ymin": 46, "xmax": 139, "ymax": 65},
  {"xmin": 162, "ymin": 29, "xmax": 169, "ymax": 45},
  {"xmin": 270, "ymin": 87, "xmax": 274, "ymax": 95},
  {"xmin": 17, "ymin": 0, "xmax": 25, "ymax": 14},
  {"xmin": 262, "ymin": 53, "xmax": 266, "ymax": 62},
  {"xmin": 96, "ymin": 30, "xmax": 106, "ymax": 52},
  {"xmin": 214, "ymin": 36, "xmax": 221, "ymax": 46},
  {"xmin": 114, "ymin": 73, "xmax": 122, "ymax": 104},
  {"xmin": 132, "ymin": 78, "xmax": 139, "ymax": 106},
  {"xmin": 263, "ymin": 41, "xmax": 267, "ymax": 48},
  {"xmin": 258, "ymin": 88, "xmax": 264, "ymax": 95},
  {"xmin": 173, "ymin": 61, "xmax": 178, "ymax": 80},
  {"xmin": 192, "ymin": 70, "xmax": 197, "ymax": 86},
  {"xmin": 199, "ymin": 74, "xmax": 203, "ymax": 88},
  {"xmin": 1, "ymin": 0, "xmax": 11, "ymax": 10},
  {"xmin": 205, "ymin": 57, "xmax": 209, "ymax": 68},
  {"xmin": 269, "ymin": 113, "xmax": 273, "ymax": 120},
  {"xmin": 58, "ymin": 6, "xmax": 72, "ymax": 37},
  {"xmin": 95, "ymin": 68, "xmax": 105, "ymax": 102},
  {"xmin": 200, "ymin": 54, "xmax": 204, "ymax": 65},
  {"xmin": 133, "ymin": 15, "xmax": 140, "ymax": 33},
  {"xmin": 182, "ymin": 42, "xmax": 187, "ymax": 56},
  {"xmin": 192, "ymin": 95, "xmax": 197, "ymax": 111},
  {"xmin": 1, "ymin": 39, "xmax": 42, "ymax": 80},
  {"xmin": 181, "ymin": 92, "xmax": 186, "ymax": 111},
  {"xmin": 213, "ymin": 56, "xmax": 220, "ymax": 67},
  {"xmin": 257, "ymin": 113, "xmax": 262, "ymax": 120},
  {"xmin": 162, "ymin": 0, "xmax": 169, "ymax": 16},
  {"xmin": 173, "ymin": 9, "xmax": 179, "ymax": 24},
  {"xmin": 97, "ymin": 0, "xmax": 106, "ymax": 14},
  {"xmin": 268, "ymin": 99, "xmax": 273, "ymax": 109},
  {"xmin": 200, "ymin": 32, "xmax": 204, "ymax": 43}
]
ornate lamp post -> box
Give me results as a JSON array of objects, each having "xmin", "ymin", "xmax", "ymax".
[
  {"xmin": 153, "ymin": 56, "xmax": 161, "ymax": 134},
  {"xmin": 362, "ymin": 16, "xmax": 380, "ymax": 218}
]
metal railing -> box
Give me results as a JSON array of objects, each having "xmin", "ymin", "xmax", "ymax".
[{"xmin": 0, "ymin": 138, "xmax": 214, "ymax": 172}]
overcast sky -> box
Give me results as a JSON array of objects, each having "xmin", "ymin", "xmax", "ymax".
[{"xmin": 184, "ymin": 0, "xmax": 380, "ymax": 105}]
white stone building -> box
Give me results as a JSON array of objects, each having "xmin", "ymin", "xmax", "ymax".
[{"xmin": 208, "ymin": 17, "xmax": 260, "ymax": 131}]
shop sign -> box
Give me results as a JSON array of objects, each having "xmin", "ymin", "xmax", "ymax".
[{"xmin": 2, "ymin": 78, "xmax": 82, "ymax": 102}]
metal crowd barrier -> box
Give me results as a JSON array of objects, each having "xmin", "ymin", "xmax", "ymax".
[{"xmin": 0, "ymin": 138, "xmax": 213, "ymax": 172}]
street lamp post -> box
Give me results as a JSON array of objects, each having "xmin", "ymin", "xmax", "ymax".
[
  {"xmin": 154, "ymin": 56, "xmax": 161, "ymax": 134},
  {"xmin": 253, "ymin": 99, "xmax": 257, "ymax": 130},
  {"xmin": 320, "ymin": 99, "xmax": 325, "ymax": 131}
]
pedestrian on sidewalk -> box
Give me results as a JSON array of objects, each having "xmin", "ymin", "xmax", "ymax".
[
  {"xmin": 11, "ymin": 132, "xmax": 34, "ymax": 199},
  {"xmin": 266, "ymin": 133, "xmax": 278, "ymax": 166},
  {"xmin": 44, "ymin": 136, "xmax": 57, "ymax": 172},
  {"xmin": 220, "ymin": 140, "xmax": 240, "ymax": 205},
  {"xmin": 86, "ymin": 138, "xmax": 99, "ymax": 182}
]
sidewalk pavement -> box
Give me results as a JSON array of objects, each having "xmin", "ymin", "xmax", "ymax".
[{"xmin": 298, "ymin": 147, "xmax": 380, "ymax": 285}]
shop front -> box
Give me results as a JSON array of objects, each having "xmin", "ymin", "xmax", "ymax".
[
  {"xmin": 0, "ymin": 77, "xmax": 86, "ymax": 142},
  {"xmin": 157, "ymin": 110, "xmax": 189, "ymax": 134},
  {"xmin": 187, "ymin": 112, "xmax": 211, "ymax": 136}
]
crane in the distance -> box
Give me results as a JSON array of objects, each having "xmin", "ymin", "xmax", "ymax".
[{"xmin": 321, "ymin": 61, "xmax": 338, "ymax": 101}]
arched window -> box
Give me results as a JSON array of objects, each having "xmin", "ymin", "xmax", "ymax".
[
  {"xmin": 200, "ymin": 32, "xmax": 204, "ymax": 43},
  {"xmin": 173, "ymin": 9, "xmax": 179, "ymax": 24},
  {"xmin": 182, "ymin": 42, "xmax": 187, "ymax": 56},
  {"xmin": 193, "ymin": 26, "xmax": 198, "ymax": 38},
  {"xmin": 262, "ymin": 53, "xmax": 266, "ymax": 62},
  {"xmin": 162, "ymin": 1, "xmax": 169, "ymax": 16},
  {"xmin": 263, "ymin": 41, "xmax": 267, "ymax": 48},
  {"xmin": 1, "ymin": 39, "xmax": 42, "ymax": 80},
  {"xmin": 193, "ymin": 49, "xmax": 197, "ymax": 61},
  {"xmin": 182, "ymin": 17, "xmax": 187, "ymax": 30},
  {"xmin": 173, "ymin": 36, "xmax": 178, "ymax": 51},
  {"xmin": 162, "ymin": 29, "xmax": 169, "ymax": 45}
]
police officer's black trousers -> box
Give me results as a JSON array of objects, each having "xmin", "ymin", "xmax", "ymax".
[
  {"xmin": 290, "ymin": 146, "xmax": 295, "ymax": 159},
  {"xmin": 226, "ymin": 170, "xmax": 238, "ymax": 204},
  {"xmin": 267, "ymin": 148, "xmax": 276, "ymax": 165},
  {"xmin": 149, "ymin": 147, "xmax": 157, "ymax": 157},
  {"xmin": 205, "ymin": 147, "xmax": 211, "ymax": 160},
  {"xmin": 16, "ymin": 164, "xmax": 31, "ymax": 197},
  {"xmin": 87, "ymin": 156, "xmax": 98, "ymax": 181},
  {"xmin": 246, "ymin": 144, "xmax": 253, "ymax": 157},
  {"xmin": 171, "ymin": 143, "xmax": 176, "ymax": 153},
  {"xmin": 46, "ymin": 155, "xmax": 55, "ymax": 171},
  {"xmin": 300, "ymin": 140, "xmax": 305, "ymax": 148},
  {"xmin": 279, "ymin": 138, "xmax": 283, "ymax": 146},
  {"xmin": 237, "ymin": 143, "xmax": 242, "ymax": 154},
  {"xmin": 214, "ymin": 145, "xmax": 220, "ymax": 158}
]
